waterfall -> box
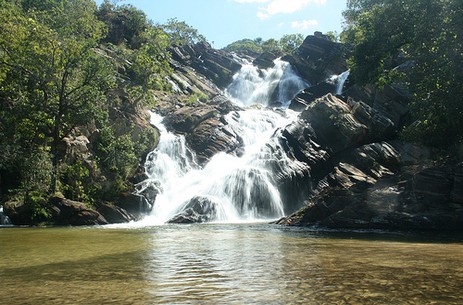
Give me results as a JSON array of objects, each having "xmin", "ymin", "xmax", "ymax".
[
  {"xmin": 330, "ymin": 70, "xmax": 350, "ymax": 95},
  {"xmin": 226, "ymin": 58, "xmax": 308, "ymax": 107},
  {"xmin": 0, "ymin": 205, "xmax": 12, "ymax": 226},
  {"xmin": 137, "ymin": 59, "xmax": 307, "ymax": 224}
]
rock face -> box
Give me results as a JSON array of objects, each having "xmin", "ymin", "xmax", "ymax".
[
  {"xmin": 49, "ymin": 196, "xmax": 108, "ymax": 226},
  {"xmin": 289, "ymin": 81, "xmax": 337, "ymax": 111},
  {"xmin": 170, "ymin": 41, "xmax": 242, "ymax": 88},
  {"xmin": 276, "ymin": 89, "xmax": 463, "ymax": 231},
  {"xmin": 253, "ymin": 51, "xmax": 280, "ymax": 69},
  {"xmin": 163, "ymin": 95, "xmax": 244, "ymax": 165},
  {"xmin": 97, "ymin": 203, "xmax": 135, "ymax": 224},
  {"xmin": 283, "ymin": 32, "xmax": 348, "ymax": 86}
]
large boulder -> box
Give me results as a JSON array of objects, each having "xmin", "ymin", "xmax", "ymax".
[
  {"xmin": 164, "ymin": 104, "xmax": 219, "ymax": 133},
  {"xmin": 49, "ymin": 196, "xmax": 108, "ymax": 226},
  {"xmin": 0, "ymin": 205, "xmax": 11, "ymax": 225},
  {"xmin": 168, "ymin": 196, "xmax": 218, "ymax": 224},
  {"xmin": 98, "ymin": 203, "xmax": 135, "ymax": 224},
  {"xmin": 162, "ymin": 95, "xmax": 244, "ymax": 166},
  {"xmin": 253, "ymin": 51, "xmax": 280, "ymax": 69},
  {"xmin": 187, "ymin": 116, "xmax": 244, "ymax": 164},
  {"xmin": 300, "ymin": 94, "xmax": 368, "ymax": 153},
  {"xmin": 114, "ymin": 193, "xmax": 152, "ymax": 219},
  {"xmin": 283, "ymin": 32, "xmax": 348, "ymax": 85},
  {"xmin": 288, "ymin": 81, "xmax": 337, "ymax": 111}
]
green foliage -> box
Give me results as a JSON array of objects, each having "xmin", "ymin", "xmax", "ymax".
[
  {"xmin": 18, "ymin": 149, "xmax": 54, "ymax": 195},
  {"xmin": 223, "ymin": 38, "xmax": 264, "ymax": 56},
  {"xmin": 279, "ymin": 34, "xmax": 304, "ymax": 54},
  {"xmin": 223, "ymin": 34, "xmax": 304, "ymax": 56},
  {"xmin": 0, "ymin": 0, "xmax": 166, "ymax": 207},
  {"xmin": 0, "ymin": 0, "xmax": 110, "ymax": 193},
  {"xmin": 161, "ymin": 17, "xmax": 207, "ymax": 46},
  {"xmin": 96, "ymin": 2, "xmax": 172, "ymax": 103},
  {"xmin": 96, "ymin": 126, "xmax": 137, "ymax": 179},
  {"xmin": 186, "ymin": 91, "xmax": 208, "ymax": 104},
  {"xmin": 97, "ymin": 0, "xmax": 148, "ymax": 48},
  {"xmin": 325, "ymin": 31, "xmax": 339, "ymax": 42},
  {"xmin": 24, "ymin": 191, "xmax": 52, "ymax": 223},
  {"xmin": 343, "ymin": 0, "xmax": 463, "ymax": 149},
  {"xmin": 61, "ymin": 160, "xmax": 95, "ymax": 204}
]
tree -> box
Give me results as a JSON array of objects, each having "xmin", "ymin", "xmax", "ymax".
[
  {"xmin": 97, "ymin": 0, "xmax": 148, "ymax": 48},
  {"xmin": 343, "ymin": 0, "xmax": 463, "ymax": 148},
  {"xmin": 224, "ymin": 34, "xmax": 304, "ymax": 56},
  {"xmin": 161, "ymin": 18, "xmax": 207, "ymax": 46},
  {"xmin": 261, "ymin": 38, "xmax": 279, "ymax": 53},
  {"xmin": 279, "ymin": 34, "xmax": 304, "ymax": 54},
  {"xmin": 223, "ymin": 38, "xmax": 263, "ymax": 56},
  {"xmin": 0, "ymin": 0, "xmax": 110, "ymax": 193}
]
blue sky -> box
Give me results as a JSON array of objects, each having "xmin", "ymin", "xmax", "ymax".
[{"xmin": 94, "ymin": 0, "xmax": 346, "ymax": 48}]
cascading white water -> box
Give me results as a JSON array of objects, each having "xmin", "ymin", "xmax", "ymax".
[
  {"xmin": 0, "ymin": 205, "xmax": 12, "ymax": 226},
  {"xmin": 330, "ymin": 70, "xmax": 350, "ymax": 95},
  {"xmin": 136, "ymin": 59, "xmax": 308, "ymax": 224},
  {"xmin": 226, "ymin": 59, "xmax": 308, "ymax": 107}
]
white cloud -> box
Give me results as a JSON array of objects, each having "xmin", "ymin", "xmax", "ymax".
[
  {"xmin": 291, "ymin": 19, "xmax": 319, "ymax": 30},
  {"xmin": 257, "ymin": 11, "xmax": 270, "ymax": 19},
  {"xmin": 257, "ymin": 0, "xmax": 327, "ymax": 19}
]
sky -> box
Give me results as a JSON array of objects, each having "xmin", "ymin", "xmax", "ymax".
[{"xmin": 94, "ymin": 0, "xmax": 346, "ymax": 48}]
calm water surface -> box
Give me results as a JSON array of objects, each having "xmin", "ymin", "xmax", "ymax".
[{"xmin": 1, "ymin": 224, "xmax": 462, "ymax": 304}]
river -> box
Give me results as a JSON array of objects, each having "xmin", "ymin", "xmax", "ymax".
[{"xmin": 1, "ymin": 224, "xmax": 462, "ymax": 304}]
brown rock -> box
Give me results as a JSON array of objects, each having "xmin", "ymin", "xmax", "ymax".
[{"xmin": 49, "ymin": 196, "xmax": 108, "ymax": 226}]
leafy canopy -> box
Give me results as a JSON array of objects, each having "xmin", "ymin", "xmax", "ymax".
[
  {"xmin": 343, "ymin": 0, "xmax": 463, "ymax": 149},
  {"xmin": 223, "ymin": 34, "xmax": 304, "ymax": 56}
]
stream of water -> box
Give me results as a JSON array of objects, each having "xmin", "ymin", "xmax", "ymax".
[
  {"xmin": 135, "ymin": 59, "xmax": 310, "ymax": 224},
  {"xmin": 1, "ymin": 225, "xmax": 462, "ymax": 305}
]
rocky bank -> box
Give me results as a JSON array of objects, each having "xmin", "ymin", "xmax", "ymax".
[
  {"xmin": 160, "ymin": 33, "xmax": 463, "ymax": 230},
  {"xmin": 4, "ymin": 32, "xmax": 462, "ymax": 230}
]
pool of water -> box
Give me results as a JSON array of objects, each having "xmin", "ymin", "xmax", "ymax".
[{"xmin": 1, "ymin": 224, "xmax": 462, "ymax": 304}]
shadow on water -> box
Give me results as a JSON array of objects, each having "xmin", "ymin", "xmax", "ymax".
[{"xmin": 270, "ymin": 224, "xmax": 463, "ymax": 244}]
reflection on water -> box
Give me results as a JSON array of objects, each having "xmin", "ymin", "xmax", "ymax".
[{"xmin": 1, "ymin": 225, "xmax": 462, "ymax": 304}]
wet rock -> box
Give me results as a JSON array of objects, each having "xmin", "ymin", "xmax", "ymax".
[
  {"xmin": 288, "ymin": 81, "xmax": 336, "ymax": 111},
  {"xmin": 412, "ymin": 166, "xmax": 453, "ymax": 204},
  {"xmin": 115, "ymin": 193, "xmax": 152, "ymax": 218},
  {"xmin": 162, "ymin": 95, "xmax": 244, "ymax": 165},
  {"xmin": 164, "ymin": 104, "xmax": 219, "ymax": 133},
  {"xmin": 98, "ymin": 203, "xmax": 135, "ymax": 224},
  {"xmin": 279, "ymin": 140, "xmax": 463, "ymax": 231},
  {"xmin": 168, "ymin": 196, "xmax": 218, "ymax": 224},
  {"xmin": 49, "ymin": 196, "xmax": 108, "ymax": 226},
  {"xmin": 283, "ymin": 33, "xmax": 348, "ymax": 85},
  {"xmin": 3, "ymin": 200, "xmax": 30, "ymax": 225},
  {"xmin": 349, "ymin": 142, "xmax": 399, "ymax": 179},
  {"xmin": 351, "ymin": 101, "xmax": 396, "ymax": 141},
  {"xmin": 345, "ymin": 83, "xmax": 410, "ymax": 127},
  {"xmin": 253, "ymin": 51, "xmax": 280, "ymax": 69},
  {"xmin": 0, "ymin": 205, "xmax": 11, "ymax": 225},
  {"xmin": 187, "ymin": 116, "xmax": 243, "ymax": 165}
]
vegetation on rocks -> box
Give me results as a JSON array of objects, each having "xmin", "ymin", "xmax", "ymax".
[
  {"xmin": 343, "ymin": 0, "xmax": 463, "ymax": 150},
  {"xmin": 0, "ymin": 0, "xmax": 461, "ymax": 227},
  {"xmin": 0, "ymin": 0, "xmax": 170, "ymax": 223},
  {"xmin": 223, "ymin": 34, "xmax": 305, "ymax": 57}
]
